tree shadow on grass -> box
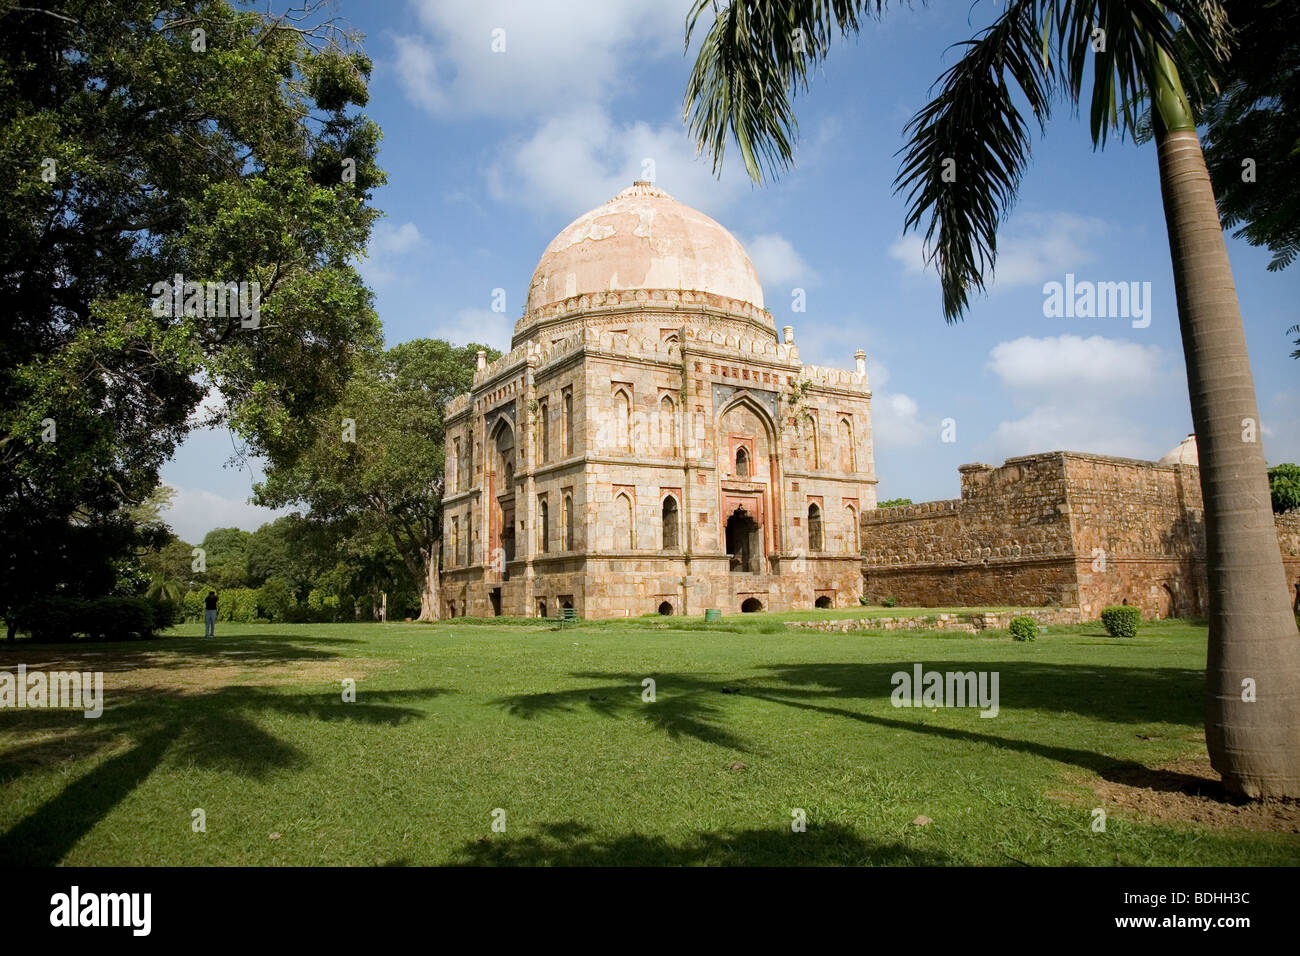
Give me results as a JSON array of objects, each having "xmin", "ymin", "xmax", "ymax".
[
  {"xmin": 452, "ymin": 819, "xmax": 950, "ymax": 866},
  {"xmin": 0, "ymin": 685, "xmax": 447, "ymax": 865},
  {"xmin": 753, "ymin": 660, "xmax": 1203, "ymax": 726},
  {"xmin": 0, "ymin": 632, "xmax": 369, "ymax": 674},
  {"xmin": 490, "ymin": 660, "xmax": 1203, "ymax": 781},
  {"xmin": 493, "ymin": 680, "xmax": 751, "ymax": 752}
]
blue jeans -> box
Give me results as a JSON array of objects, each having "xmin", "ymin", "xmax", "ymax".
[{"xmin": 204, "ymin": 609, "xmax": 217, "ymax": 638}]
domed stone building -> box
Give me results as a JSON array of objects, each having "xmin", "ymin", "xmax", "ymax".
[{"xmin": 439, "ymin": 182, "xmax": 877, "ymax": 618}]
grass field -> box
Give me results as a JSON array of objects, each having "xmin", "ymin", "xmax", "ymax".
[{"xmin": 1, "ymin": 613, "xmax": 1297, "ymax": 866}]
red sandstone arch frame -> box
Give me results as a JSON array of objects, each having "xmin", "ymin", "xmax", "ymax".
[{"xmin": 714, "ymin": 391, "xmax": 783, "ymax": 562}]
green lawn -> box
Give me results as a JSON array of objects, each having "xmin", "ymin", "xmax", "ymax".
[{"xmin": 1, "ymin": 615, "xmax": 1296, "ymax": 866}]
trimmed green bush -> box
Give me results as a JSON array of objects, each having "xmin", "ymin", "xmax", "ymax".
[
  {"xmin": 1101, "ymin": 605, "xmax": 1142, "ymax": 638},
  {"xmin": 881, "ymin": 595, "xmax": 898, "ymax": 608},
  {"xmin": 147, "ymin": 597, "xmax": 179, "ymax": 630},
  {"xmin": 1009, "ymin": 616, "xmax": 1037, "ymax": 641},
  {"xmin": 181, "ymin": 590, "xmax": 204, "ymax": 622},
  {"xmin": 15, "ymin": 596, "xmax": 164, "ymax": 642},
  {"xmin": 217, "ymin": 588, "xmax": 260, "ymax": 622}
]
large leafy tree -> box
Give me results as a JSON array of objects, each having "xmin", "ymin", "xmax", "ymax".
[
  {"xmin": 0, "ymin": 1, "xmax": 383, "ymax": 615},
  {"xmin": 255, "ymin": 339, "xmax": 498, "ymax": 621},
  {"xmin": 1183, "ymin": 0, "xmax": 1300, "ymax": 273},
  {"xmin": 1270, "ymin": 464, "xmax": 1300, "ymax": 515},
  {"xmin": 198, "ymin": 527, "xmax": 253, "ymax": 589},
  {"xmin": 684, "ymin": 0, "xmax": 1300, "ymax": 797}
]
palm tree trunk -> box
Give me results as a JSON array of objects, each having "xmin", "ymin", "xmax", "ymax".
[{"xmin": 1152, "ymin": 50, "xmax": 1300, "ymax": 798}]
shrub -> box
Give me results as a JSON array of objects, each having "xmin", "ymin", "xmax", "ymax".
[
  {"xmin": 257, "ymin": 578, "xmax": 297, "ymax": 622},
  {"xmin": 181, "ymin": 590, "xmax": 204, "ymax": 623},
  {"xmin": 217, "ymin": 588, "xmax": 260, "ymax": 622},
  {"xmin": 1009, "ymin": 616, "xmax": 1037, "ymax": 642},
  {"xmin": 147, "ymin": 597, "xmax": 179, "ymax": 630},
  {"xmin": 15, "ymin": 596, "xmax": 163, "ymax": 642},
  {"xmin": 858, "ymin": 594, "xmax": 870, "ymax": 606},
  {"xmin": 881, "ymin": 595, "xmax": 898, "ymax": 608},
  {"xmin": 1101, "ymin": 605, "xmax": 1142, "ymax": 638}
]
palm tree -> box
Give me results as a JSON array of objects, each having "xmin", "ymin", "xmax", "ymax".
[
  {"xmin": 684, "ymin": 0, "xmax": 1300, "ymax": 798},
  {"xmin": 145, "ymin": 573, "xmax": 183, "ymax": 604}
]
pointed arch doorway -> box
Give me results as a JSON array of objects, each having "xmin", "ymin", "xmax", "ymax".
[{"xmin": 725, "ymin": 505, "xmax": 762, "ymax": 574}]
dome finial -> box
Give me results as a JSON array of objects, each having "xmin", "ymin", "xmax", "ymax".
[{"xmin": 615, "ymin": 181, "xmax": 673, "ymax": 201}]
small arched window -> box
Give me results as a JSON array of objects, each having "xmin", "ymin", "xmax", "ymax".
[
  {"xmin": 538, "ymin": 403, "xmax": 549, "ymax": 464},
  {"xmin": 839, "ymin": 417, "xmax": 856, "ymax": 472},
  {"xmin": 563, "ymin": 390, "xmax": 573, "ymax": 456},
  {"xmin": 614, "ymin": 492, "xmax": 634, "ymax": 550},
  {"xmin": 845, "ymin": 505, "xmax": 859, "ymax": 553},
  {"xmin": 736, "ymin": 446, "xmax": 750, "ymax": 479},
  {"xmin": 662, "ymin": 496, "xmax": 679, "ymax": 551},
  {"xmin": 659, "ymin": 394, "xmax": 676, "ymax": 455},
  {"xmin": 538, "ymin": 497, "xmax": 549, "ymax": 553},
  {"xmin": 808, "ymin": 503, "xmax": 824, "ymax": 552},
  {"xmin": 562, "ymin": 493, "xmax": 573, "ymax": 550},
  {"xmin": 614, "ymin": 388, "xmax": 631, "ymax": 451}
]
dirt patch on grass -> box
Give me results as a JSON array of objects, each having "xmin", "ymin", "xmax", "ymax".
[
  {"xmin": 1056, "ymin": 754, "xmax": 1300, "ymax": 833},
  {"xmin": 0, "ymin": 645, "xmax": 396, "ymax": 696},
  {"xmin": 104, "ymin": 657, "xmax": 397, "ymax": 696}
]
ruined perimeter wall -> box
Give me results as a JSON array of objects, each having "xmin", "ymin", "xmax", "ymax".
[
  {"xmin": 861, "ymin": 450, "xmax": 1300, "ymax": 619},
  {"xmin": 860, "ymin": 454, "xmax": 1078, "ymax": 608}
]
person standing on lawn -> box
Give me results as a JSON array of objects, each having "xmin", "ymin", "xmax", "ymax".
[{"xmin": 204, "ymin": 590, "xmax": 218, "ymax": 639}]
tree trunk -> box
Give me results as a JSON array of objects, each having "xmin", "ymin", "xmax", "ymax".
[
  {"xmin": 417, "ymin": 538, "xmax": 440, "ymax": 622},
  {"xmin": 1155, "ymin": 116, "xmax": 1300, "ymax": 798}
]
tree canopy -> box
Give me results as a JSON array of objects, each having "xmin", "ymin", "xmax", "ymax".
[
  {"xmin": 255, "ymin": 339, "xmax": 499, "ymax": 619},
  {"xmin": 1269, "ymin": 464, "xmax": 1300, "ymax": 514},
  {"xmin": 0, "ymin": 0, "xmax": 384, "ymax": 613}
]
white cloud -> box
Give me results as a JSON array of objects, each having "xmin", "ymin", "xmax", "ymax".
[
  {"xmin": 392, "ymin": 35, "xmax": 447, "ymax": 113},
  {"xmin": 742, "ymin": 233, "xmax": 818, "ymax": 287},
  {"xmin": 889, "ymin": 212, "xmax": 1108, "ymax": 290},
  {"xmin": 994, "ymin": 212, "xmax": 1107, "ymax": 288},
  {"xmin": 162, "ymin": 486, "xmax": 291, "ymax": 543},
  {"xmin": 985, "ymin": 334, "xmax": 1176, "ymax": 461},
  {"xmin": 432, "ymin": 308, "xmax": 514, "ymax": 352},
  {"xmin": 391, "ymin": 0, "xmax": 686, "ymax": 118},
  {"xmin": 371, "ymin": 221, "xmax": 426, "ymax": 257},
  {"xmin": 486, "ymin": 105, "xmax": 745, "ymax": 217},
  {"xmin": 872, "ymin": 391, "xmax": 927, "ymax": 448},
  {"xmin": 987, "ymin": 334, "xmax": 1165, "ymax": 394},
  {"xmin": 888, "ymin": 233, "xmax": 928, "ymax": 276},
  {"xmin": 989, "ymin": 405, "xmax": 1158, "ymax": 461},
  {"xmin": 359, "ymin": 221, "xmax": 428, "ymax": 287}
]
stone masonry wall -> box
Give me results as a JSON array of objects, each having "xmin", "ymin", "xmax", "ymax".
[
  {"xmin": 860, "ymin": 450, "xmax": 1300, "ymax": 620},
  {"xmin": 860, "ymin": 454, "xmax": 1078, "ymax": 608},
  {"xmin": 1063, "ymin": 454, "xmax": 1205, "ymax": 618}
]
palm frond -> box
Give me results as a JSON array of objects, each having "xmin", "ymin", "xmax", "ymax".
[
  {"xmin": 896, "ymin": 0, "xmax": 1230, "ymax": 320},
  {"xmin": 893, "ymin": 0, "xmax": 1052, "ymax": 322},
  {"xmin": 684, "ymin": 1, "xmax": 889, "ymax": 183}
]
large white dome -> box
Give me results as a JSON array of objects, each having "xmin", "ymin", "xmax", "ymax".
[
  {"xmin": 524, "ymin": 182, "xmax": 765, "ymax": 316},
  {"xmin": 1159, "ymin": 434, "xmax": 1198, "ymax": 466}
]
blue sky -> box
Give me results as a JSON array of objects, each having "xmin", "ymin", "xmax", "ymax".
[{"xmin": 161, "ymin": 0, "xmax": 1300, "ymax": 542}]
